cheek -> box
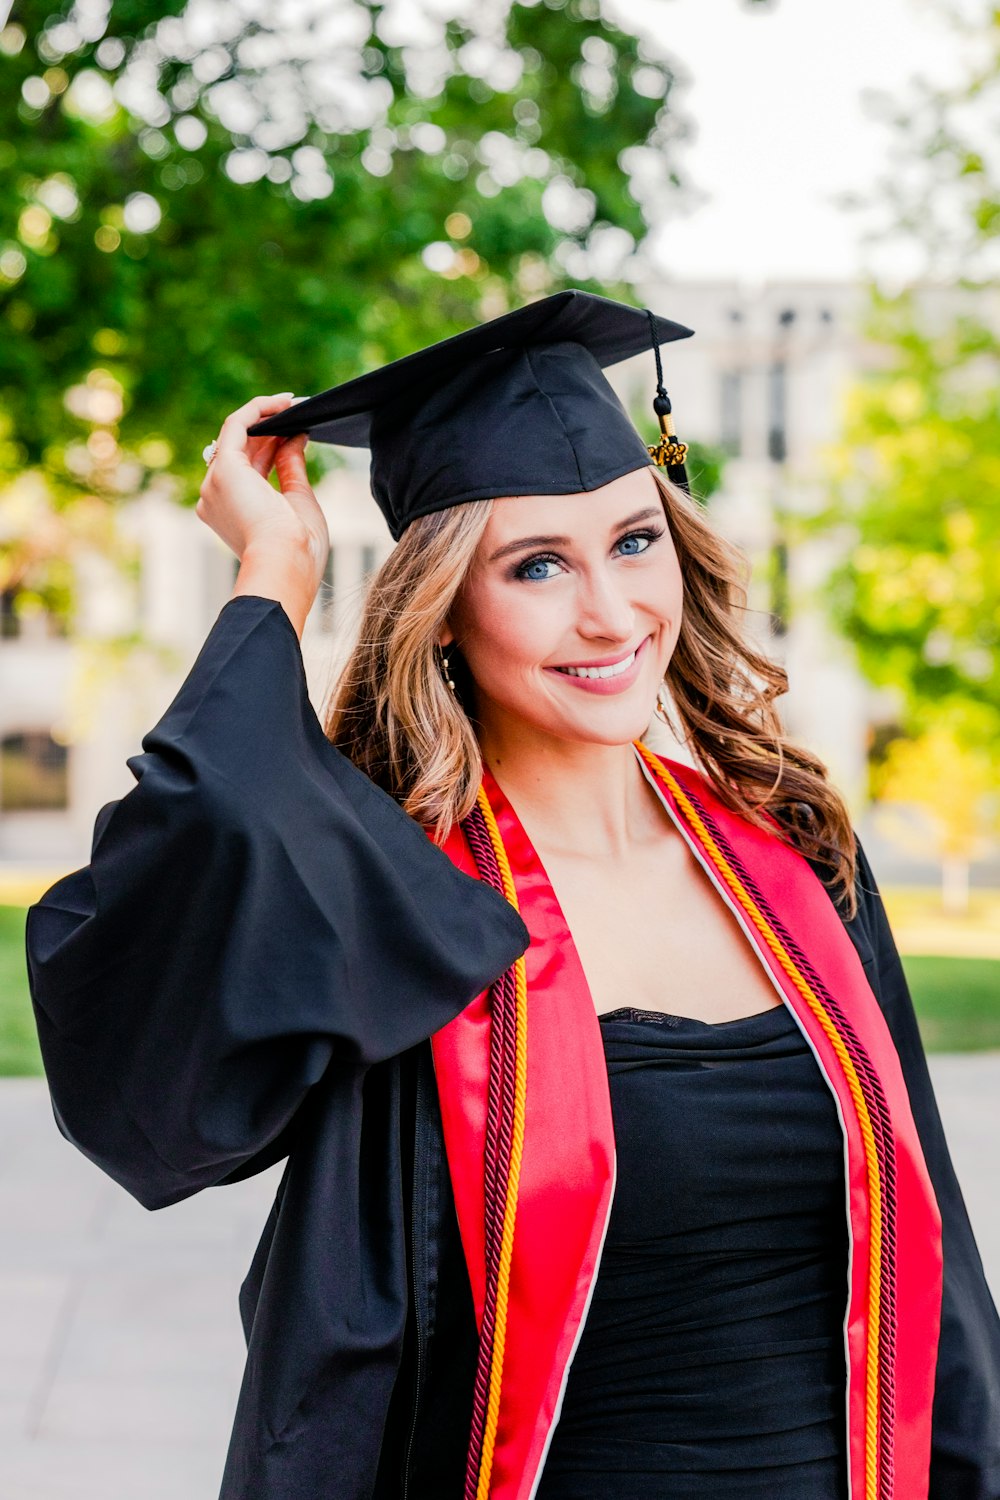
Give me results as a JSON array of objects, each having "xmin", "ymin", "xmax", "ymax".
[
  {"xmin": 646, "ymin": 549, "xmax": 684, "ymax": 620},
  {"xmin": 455, "ymin": 577, "xmax": 563, "ymax": 681}
]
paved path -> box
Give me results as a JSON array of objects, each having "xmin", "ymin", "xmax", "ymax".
[{"xmin": 1, "ymin": 1060, "xmax": 998, "ymax": 1499}]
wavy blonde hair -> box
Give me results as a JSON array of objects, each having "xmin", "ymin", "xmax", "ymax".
[{"xmin": 326, "ymin": 468, "xmax": 859, "ymax": 918}]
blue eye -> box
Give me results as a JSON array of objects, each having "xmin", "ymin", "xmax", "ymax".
[
  {"xmin": 512, "ymin": 527, "xmax": 663, "ymax": 582},
  {"xmin": 616, "ymin": 529, "xmax": 659, "ymax": 556},
  {"xmin": 515, "ymin": 555, "xmax": 562, "ymax": 582}
]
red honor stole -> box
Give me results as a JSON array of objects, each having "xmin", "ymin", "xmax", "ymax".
[{"xmin": 429, "ymin": 744, "xmax": 943, "ymax": 1500}]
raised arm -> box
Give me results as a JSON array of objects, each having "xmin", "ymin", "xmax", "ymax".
[
  {"xmin": 198, "ymin": 389, "xmax": 329, "ymax": 640},
  {"xmin": 25, "ymin": 401, "xmax": 529, "ymax": 1211}
]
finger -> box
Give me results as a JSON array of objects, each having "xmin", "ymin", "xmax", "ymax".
[
  {"xmin": 247, "ymin": 392, "xmax": 310, "ymax": 474},
  {"xmin": 248, "ymin": 434, "xmax": 286, "ymax": 477},
  {"xmin": 216, "ymin": 392, "xmax": 297, "ymax": 457},
  {"xmin": 273, "ymin": 450, "xmax": 326, "ymax": 554},
  {"xmin": 272, "ymin": 434, "xmax": 313, "ymax": 501}
]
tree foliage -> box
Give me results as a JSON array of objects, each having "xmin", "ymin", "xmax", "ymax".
[
  {"xmin": 811, "ymin": 7, "xmax": 1000, "ymax": 781},
  {"xmin": 0, "ymin": 1, "xmax": 710, "ymax": 609},
  {"xmin": 819, "ymin": 294, "xmax": 1000, "ymax": 742},
  {"xmin": 848, "ymin": 5, "xmax": 1000, "ymax": 287},
  {"xmin": 872, "ymin": 723, "xmax": 1000, "ymax": 910},
  {"xmin": 1, "ymin": 0, "xmax": 772, "ymax": 615}
]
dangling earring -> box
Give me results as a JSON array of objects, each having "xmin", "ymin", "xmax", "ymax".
[{"xmin": 440, "ymin": 645, "xmax": 456, "ymax": 693}]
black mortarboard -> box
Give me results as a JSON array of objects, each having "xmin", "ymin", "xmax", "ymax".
[{"xmin": 247, "ymin": 288, "xmax": 695, "ymax": 541}]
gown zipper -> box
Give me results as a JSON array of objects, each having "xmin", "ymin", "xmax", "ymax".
[{"xmin": 401, "ymin": 1045, "xmax": 430, "ymax": 1500}]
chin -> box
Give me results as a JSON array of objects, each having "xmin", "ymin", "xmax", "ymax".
[
  {"xmin": 573, "ymin": 722, "xmax": 655, "ymax": 749},
  {"xmin": 552, "ymin": 702, "xmax": 659, "ymax": 749},
  {"xmin": 482, "ymin": 680, "xmax": 662, "ymax": 749}
]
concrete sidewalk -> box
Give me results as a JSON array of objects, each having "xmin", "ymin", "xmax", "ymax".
[
  {"xmin": 2, "ymin": 1060, "xmax": 998, "ymax": 1500},
  {"xmin": 0, "ymin": 1082, "xmax": 282, "ymax": 1499}
]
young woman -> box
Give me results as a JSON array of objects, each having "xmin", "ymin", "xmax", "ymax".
[{"xmin": 26, "ymin": 293, "xmax": 1000, "ymax": 1500}]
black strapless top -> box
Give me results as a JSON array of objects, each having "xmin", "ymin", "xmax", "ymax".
[{"xmin": 534, "ymin": 1002, "xmax": 850, "ymax": 1500}]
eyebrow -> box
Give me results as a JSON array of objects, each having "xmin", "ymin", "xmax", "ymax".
[{"xmin": 487, "ymin": 506, "xmax": 664, "ymax": 563}]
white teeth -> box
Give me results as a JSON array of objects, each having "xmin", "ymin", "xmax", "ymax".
[{"xmin": 558, "ymin": 648, "xmax": 636, "ymax": 680}]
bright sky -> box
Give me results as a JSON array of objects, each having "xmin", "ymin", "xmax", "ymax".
[
  {"xmin": 609, "ymin": 0, "xmax": 971, "ymax": 290},
  {"xmin": 3, "ymin": 0, "xmax": 974, "ymax": 293}
]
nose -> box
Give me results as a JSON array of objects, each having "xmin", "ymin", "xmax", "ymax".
[{"xmin": 575, "ymin": 562, "xmax": 635, "ymax": 643}]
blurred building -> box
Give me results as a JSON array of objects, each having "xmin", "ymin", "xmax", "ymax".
[
  {"xmin": 630, "ymin": 276, "xmax": 878, "ymax": 807},
  {"xmin": 0, "ymin": 276, "xmax": 921, "ymax": 864},
  {"xmin": 0, "ymin": 461, "xmax": 392, "ymax": 864}
]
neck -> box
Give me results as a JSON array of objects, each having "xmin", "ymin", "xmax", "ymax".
[{"xmin": 478, "ymin": 723, "xmax": 665, "ymax": 861}]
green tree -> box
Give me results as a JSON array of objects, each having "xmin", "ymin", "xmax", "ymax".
[
  {"xmin": 818, "ymin": 296, "xmax": 1000, "ymax": 749},
  {"xmin": 809, "ymin": 7, "xmax": 1000, "ymax": 819},
  {"xmin": 872, "ymin": 725, "xmax": 1000, "ymax": 913},
  {"xmin": 0, "ymin": 0, "xmax": 767, "ymax": 621}
]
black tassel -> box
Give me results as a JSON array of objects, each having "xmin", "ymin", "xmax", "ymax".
[{"xmin": 644, "ymin": 308, "xmax": 691, "ymax": 494}]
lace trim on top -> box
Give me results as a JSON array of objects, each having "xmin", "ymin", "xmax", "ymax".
[{"xmin": 597, "ymin": 1004, "xmax": 789, "ymax": 1028}]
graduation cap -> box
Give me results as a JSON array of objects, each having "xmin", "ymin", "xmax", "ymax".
[{"xmin": 247, "ymin": 288, "xmax": 695, "ymax": 542}]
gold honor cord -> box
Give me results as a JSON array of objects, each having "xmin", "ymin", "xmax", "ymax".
[
  {"xmin": 634, "ymin": 741, "xmax": 886, "ymax": 1500},
  {"xmin": 473, "ymin": 785, "xmax": 529, "ymax": 1500}
]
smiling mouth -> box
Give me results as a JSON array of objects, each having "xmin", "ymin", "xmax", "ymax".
[{"xmin": 551, "ymin": 642, "xmax": 644, "ymax": 680}]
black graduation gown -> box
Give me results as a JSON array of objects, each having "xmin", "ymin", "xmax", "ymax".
[
  {"xmin": 25, "ymin": 594, "xmax": 1000, "ymax": 1499},
  {"xmin": 838, "ymin": 840, "xmax": 1000, "ymax": 1498},
  {"xmin": 24, "ymin": 593, "xmax": 528, "ymax": 1499}
]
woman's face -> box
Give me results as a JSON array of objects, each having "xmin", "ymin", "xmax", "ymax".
[{"xmin": 444, "ymin": 467, "xmax": 683, "ymax": 751}]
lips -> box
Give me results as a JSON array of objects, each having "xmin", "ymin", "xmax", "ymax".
[
  {"xmin": 552, "ymin": 646, "xmax": 638, "ymax": 680},
  {"xmin": 545, "ymin": 634, "xmax": 652, "ymax": 695}
]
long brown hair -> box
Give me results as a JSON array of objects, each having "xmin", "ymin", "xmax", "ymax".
[{"xmin": 326, "ymin": 468, "xmax": 859, "ymax": 918}]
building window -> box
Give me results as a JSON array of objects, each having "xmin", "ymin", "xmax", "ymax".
[
  {"xmin": 767, "ymin": 360, "xmax": 787, "ymax": 463},
  {"xmin": 1, "ymin": 589, "xmax": 19, "ymax": 639},
  {"xmin": 360, "ymin": 545, "xmax": 377, "ymax": 582},
  {"xmin": 770, "ymin": 539, "xmax": 789, "ymax": 638},
  {"xmin": 719, "ymin": 370, "xmax": 742, "ymax": 457},
  {"xmin": 0, "ymin": 731, "xmax": 69, "ymax": 811},
  {"xmin": 0, "ymin": 586, "xmax": 66, "ymax": 639}
]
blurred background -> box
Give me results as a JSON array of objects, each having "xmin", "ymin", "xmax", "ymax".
[{"xmin": 1, "ymin": 0, "xmax": 998, "ymax": 1494}]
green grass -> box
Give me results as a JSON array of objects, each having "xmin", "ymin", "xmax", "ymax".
[
  {"xmin": 0, "ymin": 905, "xmax": 41, "ymax": 1076},
  {"xmin": 2, "ymin": 906, "xmax": 999, "ymax": 1076},
  {"xmin": 900, "ymin": 954, "xmax": 1000, "ymax": 1053}
]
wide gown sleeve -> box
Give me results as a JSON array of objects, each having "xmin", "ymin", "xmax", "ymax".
[
  {"xmin": 851, "ymin": 837, "xmax": 1000, "ymax": 1499},
  {"xmin": 25, "ymin": 594, "xmax": 529, "ymax": 1213}
]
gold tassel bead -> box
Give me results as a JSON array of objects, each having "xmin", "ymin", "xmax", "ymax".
[{"xmin": 647, "ymin": 437, "xmax": 689, "ymax": 467}]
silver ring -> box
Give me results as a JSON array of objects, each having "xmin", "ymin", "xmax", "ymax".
[{"xmin": 202, "ymin": 439, "xmax": 219, "ymax": 466}]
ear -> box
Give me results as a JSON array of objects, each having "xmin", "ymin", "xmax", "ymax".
[{"xmin": 438, "ymin": 625, "xmax": 455, "ymax": 650}]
